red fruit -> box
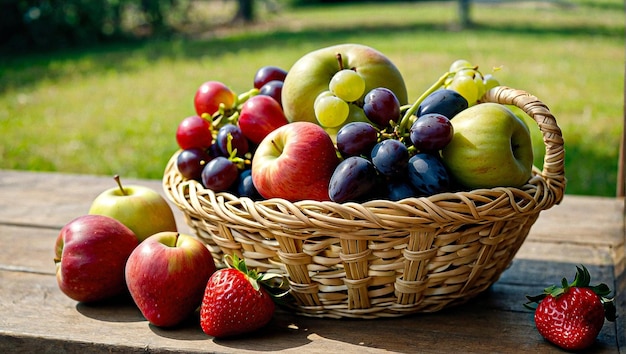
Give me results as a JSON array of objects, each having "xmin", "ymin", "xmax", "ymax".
[
  {"xmin": 175, "ymin": 115, "xmax": 213, "ymax": 150},
  {"xmin": 526, "ymin": 265, "xmax": 616, "ymax": 351},
  {"xmin": 194, "ymin": 81, "xmax": 237, "ymax": 117},
  {"xmin": 238, "ymin": 95, "xmax": 288, "ymax": 145},
  {"xmin": 200, "ymin": 255, "xmax": 276, "ymax": 338}
]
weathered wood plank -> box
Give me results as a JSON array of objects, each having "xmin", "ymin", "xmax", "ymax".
[
  {"xmin": 0, "ymin": 260, "xmax": 620, "ymax": 354},
  {"xmin": 1, "ymin": 170, "xmax": 622, "ymax": 249},
  {"xmin": 0, "ymin": 170, "xmax": 190, "ymax": 233},
  {"xmin": 0, "ymin": 225, "xmax": 56, "ymax": 275},
  {"xmin": 0, "ymin": 170, "xmax": 623, "ymax": 353}
]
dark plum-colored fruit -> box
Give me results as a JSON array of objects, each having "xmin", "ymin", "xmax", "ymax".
[
  {"xmin": 259, "ymin": 80, "xmax": 284, "ymax": 106},
  {"xmin": 201, "ymin": 156, "xmax": 239, "ymax": 192},
  {"xmin": 363, "ymin": 87, "xmax": 401, "ymax": 127},
  {"xmin": 410, "ymin": 113, "xmax": 454, "ymax": 151},
  {"xmin": 416, "ymin": 89, "xmax": 468, "ymax": 120},
  {"xmin": 371, "ymin": 139, "xmax": 409, "ymax": 177},
  {"xmin": 329, "ymin": 156, "xmax": 378, "ymax": 203},
  {"xmin": 407, "ymin": 153, "xmax": 450, "ymax": 196},
  {"xmin": 385, "ymin": 179, "xmax": 416, "ymax": 201},
  {"xmin": 176, "ymin": 147, "xmax": 213, "ymax": 181},
  {"xmin": 216, "ymin": 123, "xmax": 249, "ymax": 157},
  {"xmin": 236, "ymin": 169, "xmax": 261, "ymax": 199},
  {"xmin": 336, "ymin": 122, "xmax": 378, "ymax": 158},
  {"xmin": 254, "ymin": 66, "xmax": 287, "ymax": 89}
]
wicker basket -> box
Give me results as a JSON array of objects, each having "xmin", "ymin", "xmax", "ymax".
[{"xmin": 162, "ymin": 86, "xmax": 565, "ymax": 319}]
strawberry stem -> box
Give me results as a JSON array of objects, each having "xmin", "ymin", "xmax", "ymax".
[{"xmin": 223, "ymin": 254, "xmax": 290, "ymax": 298}]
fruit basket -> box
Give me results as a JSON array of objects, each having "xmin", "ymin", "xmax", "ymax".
[{"xmin": 163, "ymin": 85, "xmax": 565, "ymax": 319}]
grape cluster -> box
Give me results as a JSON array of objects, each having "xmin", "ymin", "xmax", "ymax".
[
  {"xmin": 174, "ymin": 66, "xmax": 290, "ymax": 200},
  {"xmin": 314, "ymin": 69, "xmax": 366, "ymax": 128},
  {"xmin": 444, "ymin": 59, "xmax": 500, "ymax": 106},
  {"xmin": 328, "ymin": 59, "xmax": 502, "ymax": 203},
  {"xmin": 329, "ymin": 115, "xmax": 452, "ymax": 203},
  {"xmin": 314, "ymin": 68, "xmax": 401, "ymax": 130}
]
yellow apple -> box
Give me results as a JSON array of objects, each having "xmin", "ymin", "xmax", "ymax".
[
  {"xmin": 89, "ymin": 175, "xmax": 177, "ymax": 242},
  {"xmin": 441, "ymin": 103, "xmax": 534, "ymax": 189}
]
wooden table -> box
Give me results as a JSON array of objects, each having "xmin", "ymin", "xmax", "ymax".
[{"xmin": 1, "ymin": 169, "xmax": 624, "ymax": 353}]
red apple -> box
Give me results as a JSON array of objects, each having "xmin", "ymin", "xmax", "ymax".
[
  {"xmin": 238, "ymin": 95, "xmax": 289, "ymax": 145},
  {"xmin": 194, "ymin": 81, "xmax": 237, "ymax": 117},
  {"xmin": 54, "ymin": 215, "xmax": 138, "ymax": 303},
  {"xmin": 281, "ymin": 44, "xmax": 408, "ymax": 128},
  {"xmin": 251, "ymin": 121, "xmax": 339, "ymax": 201},
  {"xmin": 125, "ymin": 232, "xmax": 216, "ymax": 327}
]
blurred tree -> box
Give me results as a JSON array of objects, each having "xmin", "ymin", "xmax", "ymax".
[
  {"xmin": 233, "ymin": 0, "xmax": 255, "ymax": 23},
  {"xmin": 458, "ymin": 0, "xmax": 471, "ymax": 28}
]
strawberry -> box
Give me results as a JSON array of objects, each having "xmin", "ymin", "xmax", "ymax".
[
  {"xmin": 525, "ymin": 265, "xmax": 617, "ymax": 351},
  {"xmin": 200, "ymin": 254, "xmax": 285, "ymax": 338}
]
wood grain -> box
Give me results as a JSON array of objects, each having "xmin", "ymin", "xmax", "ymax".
[{"xmin": 0, "ymin": 170, "xmax": 623, "ymax": 353}]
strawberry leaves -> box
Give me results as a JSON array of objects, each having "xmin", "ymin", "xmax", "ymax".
[
  {"xmin": 524, "ymin": 264, "xmax": 617, "ymax": 351},
  {"xmin": 199, "ymin": 254, "xmax": 290, "ymax": 338}
]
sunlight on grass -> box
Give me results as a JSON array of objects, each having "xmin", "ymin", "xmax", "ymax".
[{"xmin": 0, "ymin": 0, "xmax": 623, "ymax": 196}]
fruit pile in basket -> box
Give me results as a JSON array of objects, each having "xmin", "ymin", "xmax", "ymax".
[{"xmin": 173, "ymin": 43, "xmax": 535, "ymax": 204}]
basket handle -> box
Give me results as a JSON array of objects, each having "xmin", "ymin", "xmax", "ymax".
[{"xmin": 482, "ymin": 86, "xmax": 566, "ymax": 204}]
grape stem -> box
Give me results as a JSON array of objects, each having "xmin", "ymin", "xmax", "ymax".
[{"xmin": 396, "ymin": 71, "xmax": 451, "ymax": 136}]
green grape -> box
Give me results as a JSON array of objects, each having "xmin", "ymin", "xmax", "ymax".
[
  {"xmin": 329, "ymin": 69, "xmax": 366, "ymax": 102},
  {"xmin": 314, "ymin": 90, "xmax": 334, "ymax": 110},
  {"xmin": 483, "ymin": 74, "xmax": 500, "ymax": 91},
  {"xmin": 315, "ymin": 94, "xmax": 350, "ymax": 128},
  {"xmin": 448, "ymin": 75, "xmax": 478, "ymax": 105},
  {"xmin": 449, "ymin": 59, "xmax": 474, "ymax": 73},
  {"xmin": 473, "ymin": 72, "xmax": 486, "ymax": 99},
  {"xmin": 455, "ymin": 68, "xmax": 476, "ymax": 78}
]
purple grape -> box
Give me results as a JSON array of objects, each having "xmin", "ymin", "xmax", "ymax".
[
  {"xmin": 363, "ymin": 87, "xmax": 401, "ymax": 127},
  {"xmin": 336, "ymin": 122, "xmax": 378, "ymax": 158},
  {"xmin": 410, "ymin": 113, "xmax": 454, "ymax": 151},
  {"xmin": 216, "ymin": 123, "xmax": 249, "ymax": 157},
  {"xmin": 385, "ymin": 179, "xmax": 417, "ymax": 201},
  {"xmin": 176, "ymin": 147, "xmax": 213, "ymax": 181},
  {"xmin": 236, "ymin": 169, "xmax": 261, "ymax": 199},
  {"xmin": 259, "ymin": 80, "xmax": 284, "ymax": 106},
  {"xmin": 416, "ymin": 89, "xmax": 468, "ymax": 119},
  {"xmin": 407, "ymin": 153, "xmax": 450, "ymax": 196},
  {"xmin": 329, "ymin": 156, "xmax": 378, "ymax": 203},
  {"xmin": 201, "ymin": 156, "xmax": 239, "ymax": 191},
  {"xmin": 371, "ymin": 139, "xmax": 409, "ymax": 177},
  {"xmin": 254, "ymin": 66, "xmax": 287, "ymax": 89}
]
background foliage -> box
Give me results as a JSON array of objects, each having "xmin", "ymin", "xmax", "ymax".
[{"xmin": 1, "ymin": 0, "xmax": 624, "ymax": 196}]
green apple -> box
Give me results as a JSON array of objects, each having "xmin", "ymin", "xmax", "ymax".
[
  {"xmin": 89, "ymin": 175, "xmax": 177, "ymax": 242},
  {"xmin": 281, "ymin": 43, "xmax": 408, "ymax": 130},
  {"xmin": 441, "ymin": 103, "xmax": 534, "ymax": 189}
]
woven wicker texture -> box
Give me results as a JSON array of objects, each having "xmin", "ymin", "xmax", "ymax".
[{"xmin": 163, "ymin": 86, "xmax": 565, "ymax": 319}]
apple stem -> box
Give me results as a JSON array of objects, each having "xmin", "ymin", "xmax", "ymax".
[
  {"xmin": 114, "ymin": 175, "xmax": 128, "ymax": 196},
  {"xmin": 336, "ymin": 53, "xmax": 344, "ymax": 70},
  {"xmin": 270, "ymin": 139, "xmax": 280, "ymax": 151}
]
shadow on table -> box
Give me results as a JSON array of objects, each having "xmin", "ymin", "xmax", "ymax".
[
  {"xmin": 75, "ymin": 293, "xmax": 144, "ymax": 323},
  {"xmin": 204, "ymin": 259, "xmax": 621, "ymax": 353}
]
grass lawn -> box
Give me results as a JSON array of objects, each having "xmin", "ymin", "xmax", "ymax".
[{"xmin": 0, "ymin": 0, "xmax": 623, "ymax": 196}]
